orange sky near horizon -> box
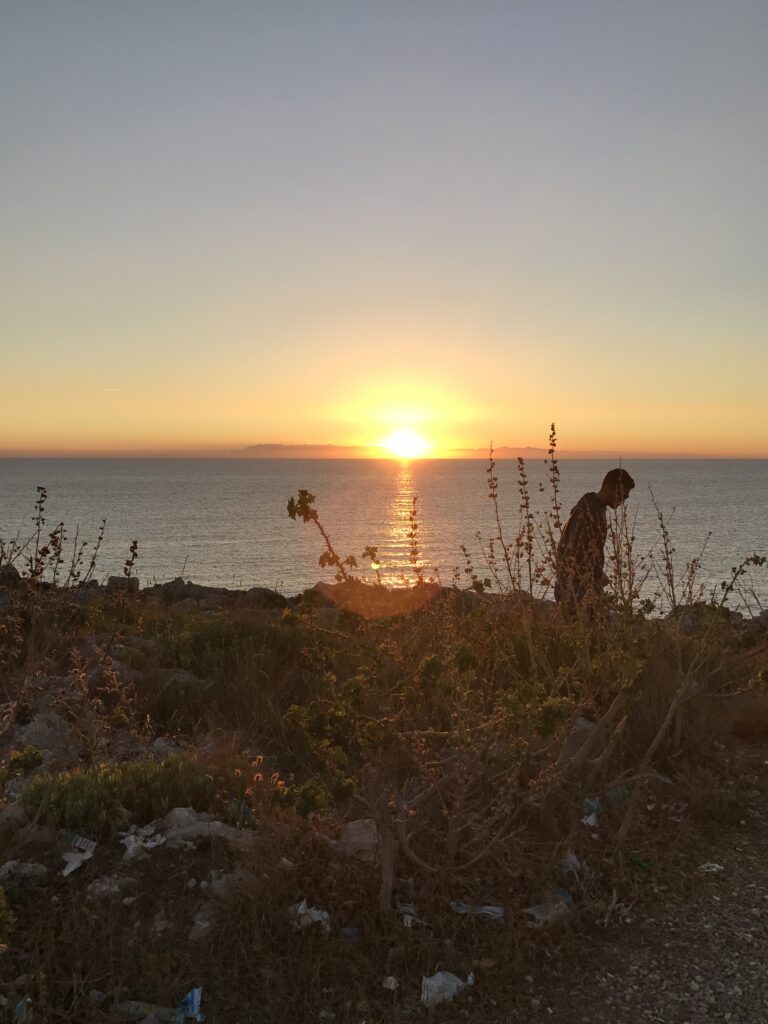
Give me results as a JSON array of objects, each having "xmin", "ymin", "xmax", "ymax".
[{"xmin": 2, "ymin": 4, "xmax": 767, "ymax": 459}]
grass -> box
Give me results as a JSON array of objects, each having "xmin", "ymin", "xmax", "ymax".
[{"xmin": 22, "ymin": 756, "xmax": 222, "ymax": 838}]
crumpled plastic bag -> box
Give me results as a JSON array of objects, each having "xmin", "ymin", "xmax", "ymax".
[
  {"xmin": 120, "ymin": 824, "xmax": 166, "ymax": 860},
  {"xmin": 523, "ymin": 888, "xmax": 573, "ymax": 927},
  {"xmin": 449, "ymin": 900, "xmax": 504, "ymax": 921},
  {"xmin": 290, "ymin": 899, "xmax": 331, "ymax": 935},
  {"xmin": 420, "ymin": 971, "xmax": 475, "ymax": 1007}
]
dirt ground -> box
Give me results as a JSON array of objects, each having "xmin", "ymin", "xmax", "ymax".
[{"xmin": 492, "ymin": 742, "xmax": 768, "ymax": 1024}]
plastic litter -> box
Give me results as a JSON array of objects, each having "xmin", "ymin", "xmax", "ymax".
[
  {"xmin": 420, "ymin": 971, "xmax": 475, "ymax": 1007},
  {"xmin": 557, "ymin": 716, "xmax": 596, "ymax": 766},
  {"xmin": 177, "ymin": 987, "xmax": 204, "ymax": 1022},
  {"xmin": 62, "ymin": 834, "xmax": 97, "ymax": 876},
  {"xmin": 111, "ymin": 987, "xmax": 204, "ymax": 1021},
  {"xmin": 290, "ymin": 899, "xmax": 331, "ymax": 935},
  {"xmin": 561, "ymin": 849, "xmax": 583, "ymax": 877},
  {"xmin": 581, "ymin": 796, "xmax": 601, "ymax": 826},
  {"xmin": 395, "ymin": 899, "xmax": 423, "ymax": 928},
  {"xmin": 14, "ymin": 996, "xmax": 31, "ymax": 1021},
  {"xmin": 607, "ymin": 786, "xmax": 629, "ymax": 810},
  {"xmin": 697, "ymin": 862, "xmax": 725, "ymax": 873},
  {"xmin": 449, "ymin": 900, "xmax": 504, "ymax": 921},
  {"xmin": 120, "ymin": 824, "xmax": 166, "ymax": 860},
  {"xmin": 523, "ymin": 889, "xmax": 573, "ymax": 927},
  {"xmin": 382, "ymin": 976, "xmax": 399, "ymax": 991}
]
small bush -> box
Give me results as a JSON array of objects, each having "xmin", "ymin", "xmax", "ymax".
[
  {"xmin": 22, "ymin": 756, "xmax": 220, "ymax": 838},
  {"xmin": 0, "ymin": 746, "xmax": 44, "ymax": 787}
]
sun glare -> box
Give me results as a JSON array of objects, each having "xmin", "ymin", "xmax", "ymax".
[{"xmin": 382, "ymin": 429, "xmax": 430, "ymax": 459}]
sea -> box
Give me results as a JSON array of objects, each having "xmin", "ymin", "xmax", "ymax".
[{"xmin": 0, "ymin": 459, "xmax": 766, "ymax": 608}]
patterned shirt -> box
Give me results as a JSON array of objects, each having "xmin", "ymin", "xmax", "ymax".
[{"xmin": 556, "ymin": 492, "xmax": 607, "ymax": 590}]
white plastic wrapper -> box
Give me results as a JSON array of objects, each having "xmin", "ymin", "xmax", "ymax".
[{"xmin": 420, "ymin": 971, "xmax": 474, "ymax": 1007}]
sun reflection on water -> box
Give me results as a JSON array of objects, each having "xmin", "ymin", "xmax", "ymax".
[{"xmin": 375, "ymin": 462, "xmax": 429, "ymax": 585}]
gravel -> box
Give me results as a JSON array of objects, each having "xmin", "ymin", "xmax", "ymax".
[{"xmin": 521, "ymin": 748, "xmax": 768, "ymax": 1024}]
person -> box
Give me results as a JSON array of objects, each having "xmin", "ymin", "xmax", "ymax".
[{"xmin": 554, "ymin": 467, "xmax": 635, "ymax": 612}]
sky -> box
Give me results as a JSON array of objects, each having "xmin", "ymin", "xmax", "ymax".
[{"xmin": 1, "ymin": 1, "xmax": 767, "ymax": 457}]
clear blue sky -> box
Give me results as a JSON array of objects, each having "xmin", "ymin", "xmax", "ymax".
[{"xmin": 2, "ymin": 1, "xmax": 766, "ymax": 455}]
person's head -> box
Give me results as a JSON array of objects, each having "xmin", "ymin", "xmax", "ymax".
[{"xmin": 598, "ymin": 467, "xmax": 635, "ymax": 509}]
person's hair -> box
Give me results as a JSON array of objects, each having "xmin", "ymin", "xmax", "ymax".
[{"xmin": 602, "ymin": 467, "xmax": 635, "ymax": 492}]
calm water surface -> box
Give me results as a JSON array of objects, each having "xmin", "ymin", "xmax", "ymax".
[{"xmin": 0, "ymin": 459, "xmax": 766, "ymax": 605}]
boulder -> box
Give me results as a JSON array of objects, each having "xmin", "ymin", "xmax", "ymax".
[
  {"xmin": 86, "ymin": 875, "xmax": 136, "ymax": 900},
  {"xmin": 0, "ymin": 564, "xmax": 22, "ymax": 589},
  {"xmin": 106, "ymin": 575, "xmax": 139, "ymax": 594},
  {"xmin": 12, "ymin": 702, "xmax": 76, "ymax": 770},
  {"xmin": 327, "ymin": 818, "xmax": 378, "ymax": 863},
  {"xmin": 242, "ymin": 586, "xmax": 288, "ymax": 609},
  {"xmin": 0, "ymin": 860, "xmax": 48, "ymax": 884},
  {"xmin": 162, "ymin": 807, "xmax": 259, "ymax": 851},
  {"xmin": 147, "ymin": 576, "xmax": 188, "ymax": 602}
]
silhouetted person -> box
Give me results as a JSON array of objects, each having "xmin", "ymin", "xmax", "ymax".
[{"xmin": 555, "ymin": 468, "xmax": 635, "ymax": 613}]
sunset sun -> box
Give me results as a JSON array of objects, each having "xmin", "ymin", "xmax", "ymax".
[{"xmin": 382, "ymin": 429, "xmax": 430, "ymax": 459}]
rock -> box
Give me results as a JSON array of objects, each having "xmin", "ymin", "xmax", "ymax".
[
  {"xmin": 147, "ymin": 668, "xmax": 211, "ymax": 714},
  {"xmin": 311, "ymin": 606, "xmax": 341, "ymax": 630},
  {"xmin": 149, "ymin": 736, "xmax": 181, "ymax": 759},
  {"xmin": 122, "ymin": 844, "xmax": 149, "ymax": 863},
  {"xmin": 161, "ymin": 807, "xmax": 259, "ymax": 851},
  {"xmin": 208, "ymin": 868, "xmax": 258, "ymax": 900},
  {"xmin": 0, "ymin": 860, "xmax": 49, "ymax": 884},
  {"xmin": 173, "ymin": 597, "xmax": 199, "ymax": 612},
  {"xmin": 188, "ymin": 868, "xmax": 258, "ymax": 941},
  {"xmin": 328, "ymin": 818, "xmax": 378, "ymax": 863},
  {"xmin": 151, "ymin": 908, "xmax": 172, "ymax": 935},
  {"xmin": 243, "ymin": 586, "xmax": 288, "ymax": 609},
  {"xmin": 86, "ymin": 875, "xmax": 135, "ymax": 900},
  {"xmin": 109, "ymin": 659, "xmax": 141, "ymax": 684},
  {"xmin": 18, "ymin": 824, "xmax": 56, "ymax": 846},
  {"xmin": 86, "ymin": 658, "xmax": 139, "ymax": 688},
  {"xmin": 0, "ymin": 800, "xmax": 29, "ymax": 827},
  {"xmin": 0, "ymin": 564, "xmax": 22, "ymax": 589},
  {"xmin": 106, "ymin": 576, "xmax": 139, "ymax": 594},
  {"xmin": 13, "ymin": 702, "xmax": 76, "ymax": 770},
  {"xmin": 159, "ymin": 576, "xmax": 189, "ymax": 601}
]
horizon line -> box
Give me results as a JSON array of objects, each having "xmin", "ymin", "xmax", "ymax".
[{"xmin": 1, "ymin": 443, "xmax": 766, "ymax": 460}]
